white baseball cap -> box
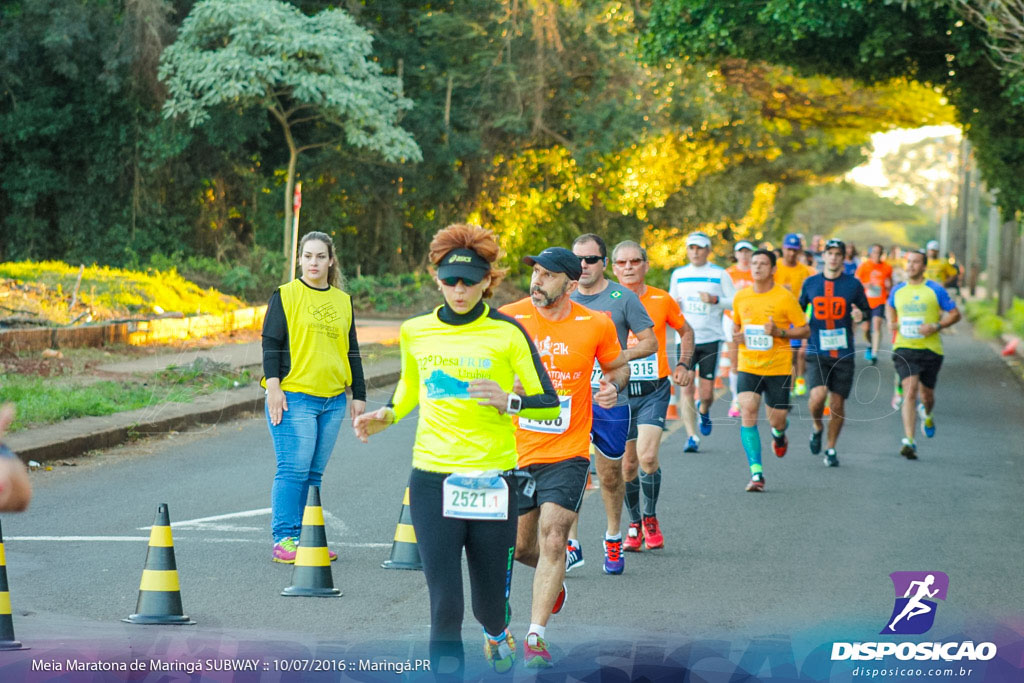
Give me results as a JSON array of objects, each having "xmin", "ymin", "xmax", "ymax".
[
  {"xmin": 734, "ymin": 240, "xmax": 755, "ymax": 252},
  {"xmin": 686, "ymin": 232, "xmax": 711, "ymax": 248},
  {"xmin": 926, "ymin": 240, "xmax": 940, "ymax": 251}
]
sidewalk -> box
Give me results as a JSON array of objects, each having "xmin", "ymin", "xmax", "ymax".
[{"xmin": 6, "ymin": 320, "xmax": 403, "ymax": 463}]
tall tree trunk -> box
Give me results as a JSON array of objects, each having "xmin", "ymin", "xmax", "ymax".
[{"xmin": 282, "ymin": 134, "xmax": 299, "ymax": 283}]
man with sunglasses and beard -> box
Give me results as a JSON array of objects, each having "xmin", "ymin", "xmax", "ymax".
[
  {"xmin": 566, "ymin": 234, "xmax": 656, "ymax": 576},
  {"xmin": 501, "ymin": 247, "xmax": 627, "ymax": 667}
]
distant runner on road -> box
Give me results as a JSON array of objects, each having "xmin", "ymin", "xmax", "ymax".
[
  {"xmin": 667, "ymin": 231, "xmax": 736, "ymax": 453},
  {"xmin": 886, "ymin": 249, "xmax": 961, "ymax": 460},
  {"xmin": 799, "ymin": 239, "xmax": 871, "ymax": 467},
  {"xmin": 730, "ymin": 249, "xmax": 810, "ymax": 492}
]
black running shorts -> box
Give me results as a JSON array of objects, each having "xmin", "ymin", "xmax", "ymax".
[
  {"xmin": 736, "ymin": 371, "xmax": 792, "ymax": 410},
  {"xmin": 806, "ymin": 355, "xmax": 855, "ymax": 399},
  {"xmin": 516, "ymin": 457, "xmax": 590, "ymax": 514},
  {"xmin": 893, "ymin": 347, "xmax": 944, "ymax": 389}
]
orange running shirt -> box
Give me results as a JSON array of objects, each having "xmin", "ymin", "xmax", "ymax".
[
  {"xmin": 500, "ymin": 298, "xmax": 621, "ymax": 466},
  {"xmin": 624, "ymin": 286, "xmax": 687, "ymax": 380},
  {"xmin": 855, "ymin": 260, "xmax": 893, "ymax": 308},
  {"xmin": 731, "ymin": 284, "xmax": 808, "ymax": 376},
  {"xmin": 775, "ymin": 261, "xmax": 815, "ymax": 297},
  {"xmin": 726, "ymin": 265, "xmax": 754, "ymax": 292}
]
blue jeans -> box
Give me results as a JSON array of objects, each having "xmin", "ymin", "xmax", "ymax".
[{"xmin": 266, "ymin": 391, "xmax": 346, "ymax": 542}]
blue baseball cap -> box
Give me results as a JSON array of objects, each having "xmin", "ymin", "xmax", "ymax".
[{"xmin": 782, "ymin": 233, "xmax": 802, "ymax": 250}]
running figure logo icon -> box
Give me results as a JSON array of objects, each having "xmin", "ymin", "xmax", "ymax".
[{"xmin": 881, "ymin": 571, "xmax": 949, "ymax": 635}]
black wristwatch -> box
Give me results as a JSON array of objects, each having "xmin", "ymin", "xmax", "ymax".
[{"xmin": 676, "ymin": 360, "xmax": 692, "ymax": 371}]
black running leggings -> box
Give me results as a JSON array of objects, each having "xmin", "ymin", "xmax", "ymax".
[{"xmin": 407, "ymin": 468, "xmax": 518, "ymax": 672}]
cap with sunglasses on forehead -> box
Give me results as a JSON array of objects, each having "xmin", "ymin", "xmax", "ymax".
[
  {"xmin": 733, "ymin": 240, "xmax": 754, "ymax": 252},
  {"xmin": 437, "ymin": 247, "xmax": 490, "ymax": 286},
  {"xmin": 523, "ymin": 247, "xmax": 583, "ymax": 281},
  {"xmin": 824, "ymin": 238, "xmax": 846, "ymax": 253},
  {"xmin": 685, "ymin": 232, "xmax": 711, "ymax": 249}
]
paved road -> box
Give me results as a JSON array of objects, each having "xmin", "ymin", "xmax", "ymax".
[{"xmin": 1, "ymin": 326, "xmax": 1021, "ymax": 681}]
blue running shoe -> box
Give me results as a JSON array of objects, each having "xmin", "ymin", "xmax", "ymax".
[
  {"xmin": 809, "ymin": 429, "xmax": 823, "ymax": 455},
  {"xmin": 697, "ymin": 401, "xmax": 712, "ymax": 436},
  {"xmin": 565, "ymin": 540, "xmax": 584, "ymax": 572},
  {"xmin": 684, "ymin": 435, "xmax": 700, "ymax": 453},
  {"xmin": 603, "ymin": 537, "xmax": 624, "ymax": 575},
  {"xmin": 918, "ymin": 403, "xmax": 936, "ymax": 437},
  {"xmin": 865, "ymin": 348, "xmax": 874, "ymax": 363}
]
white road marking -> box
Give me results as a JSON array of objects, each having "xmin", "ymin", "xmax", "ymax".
[
  {"xmin": 140, "ymin": 507, "xmax": 271, "ymax": 530},
  {"xmin": 6, "ymin": 535, "xmax": 390, "ymax": 548}
]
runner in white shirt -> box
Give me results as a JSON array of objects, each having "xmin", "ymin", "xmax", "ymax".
[{"xmin": 667, "ymin": 232, "xmax": 736, "ymax": 453}]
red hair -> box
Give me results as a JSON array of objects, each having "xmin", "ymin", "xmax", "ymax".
[{"xmin": 428, "ymin": 224, "xmax": 508, "ymax": 298}]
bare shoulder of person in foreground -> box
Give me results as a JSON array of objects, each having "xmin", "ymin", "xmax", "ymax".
[{"xmin": 0, "ymin": 404, "xmax": 32, "ymax": 512}]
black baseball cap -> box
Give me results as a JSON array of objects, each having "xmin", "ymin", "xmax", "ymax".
[
  {"xmin": 523, "ymin": 247, "xmax": 582, "ymax": 281},
  {"xmin": 437, "ymin": 248, "xmax": 490, "ymax": 283}
]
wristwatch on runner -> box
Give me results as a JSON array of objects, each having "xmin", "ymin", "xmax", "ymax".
[{"xmin": 506, "ymin": 393, "xmax": 522, "ymax": 415}]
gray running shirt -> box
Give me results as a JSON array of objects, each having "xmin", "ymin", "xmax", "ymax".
[{"xmin": 571, "ymin": 281, "xmax": 654, "ymax": 406}]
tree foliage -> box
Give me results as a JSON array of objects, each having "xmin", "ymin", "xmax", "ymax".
[
  {"xmin": 159, "ymin": 0, "xmax": 421, "ymax": 281},
  {"xmin": 644, "ymin": 0, "xmax": 1024, "ymax": 214},
  {"xmin": 0, "ymin": 0, "xmax": 965, "ymax": 291}
]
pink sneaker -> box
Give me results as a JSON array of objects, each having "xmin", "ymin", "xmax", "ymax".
[
  {"xmin": 728, "ymin": 402, "xmax": 741, "ymax": 418},
  {"xmin": 272, "ymin": 537, "xmax": 298, "ymax": 563}
]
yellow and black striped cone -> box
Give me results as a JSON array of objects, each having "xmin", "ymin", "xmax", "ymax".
[
  {"xmin": 124, "ymin": 504, "xmax": 195, "ymax": 625},
  {"xmin": 0, "ymin": 520, "xmax": 27, "ymax": 650},
  {"xmin": 282, "ymin": 486, "xmax": 341, "ymax": 597},
  {"xmin": 381, "ymin": 487, "xmax": 422, "ymax": 571}
]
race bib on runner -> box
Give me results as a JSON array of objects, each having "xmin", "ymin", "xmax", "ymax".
[
  {"xmin": 743, "ymin": 325, "xmax": 773, "ymax": 351},
  {"xmin": 628, "ymin": 354, "xmax": 658, "ymax": 381},
  {"xmin": 867, "ymin": 284, "xmax": 882, "ymax": 298},
  {"xmin": 519, "ymin": 396, "xmax": 571, "ymax": 434},
  {"xmin": 684, "ymin": 296, "xmax": 709, "ymax": 316},
  {"xmin": 819, "ymin": 328, "xmax": 848, "ymax": 351},
  {"xmin": 442, "ymin": 472, "xmax": 509, "ymax": 520},
  {"xmin": 900, "ymin": 317, "xmax": 925, "ymax": 339},
  {"xmin": 590, "ymin": 359, "xmax": 603, "ymax": 390}
]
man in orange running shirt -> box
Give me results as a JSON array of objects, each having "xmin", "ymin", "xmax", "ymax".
[{"xmin": 610, "ymin": 240, "xmax": 694, "ymax": 553}]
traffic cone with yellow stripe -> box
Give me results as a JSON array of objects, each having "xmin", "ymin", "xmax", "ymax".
[
  {"xmin": 381, "ymin": 487, "xmax": 422, "ymax": 570},
  {"xmin": 124, "ymin": 504, "xmax": 195, "ymax": 625},
  {"xmin": 0, "ymin": 520, "xmax": 27, "ymax": 650},
  {"xmin": 282, "ymin": 486, "xmax": 341, "ymax": 597}
]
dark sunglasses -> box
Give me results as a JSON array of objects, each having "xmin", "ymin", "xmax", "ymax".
[
  {"xmin": 440, "ymin": 275, "xmax": 482, "ymax": 287},
  {"xmin": 579, "ymin": 255, "xmax": 604, "ymax": 264},
  {"xmin": 613, "ymin": 258, "xmax": 644, "ymax": 267}
]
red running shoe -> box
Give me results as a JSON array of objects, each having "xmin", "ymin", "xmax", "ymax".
[
  {"xmin": 552, "ymin": 582, "xmax": 567, "ymax": 615},
  {"xmin": 642, "ymin": 516, "xmax": 664, "ymax": 549},
  {"xmin": 745, "ymin": 474, "xmax": 765, "ymax": 492},
  {"xmin": 772, "ymin": 432, "xmax": 788, "ymax": 457},
  {"xmin": 623, "ymin": 522, "xmax": 643, "ymax": 552}
]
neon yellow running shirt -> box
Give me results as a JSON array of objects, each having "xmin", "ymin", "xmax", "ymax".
[{"xmin": 390, "ymin": 303, "xmax": 559, "ymax": 473}]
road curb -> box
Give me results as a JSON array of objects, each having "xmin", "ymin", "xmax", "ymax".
[{"xmin": 6, "ymin": 369, "xmax": 401, "ymax": 464}]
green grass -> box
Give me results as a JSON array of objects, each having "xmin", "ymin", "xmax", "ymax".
[
  {"xmin": 0, "ymin": 260, "xmax": 245, "ymax": 323},
  {"xmin": 0, "ymin": 360, "xmax": 253, "ymax": 432},
  {"xmin": 964, "ymin": 297, "xmax": 1024, "ymax": 339}
]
